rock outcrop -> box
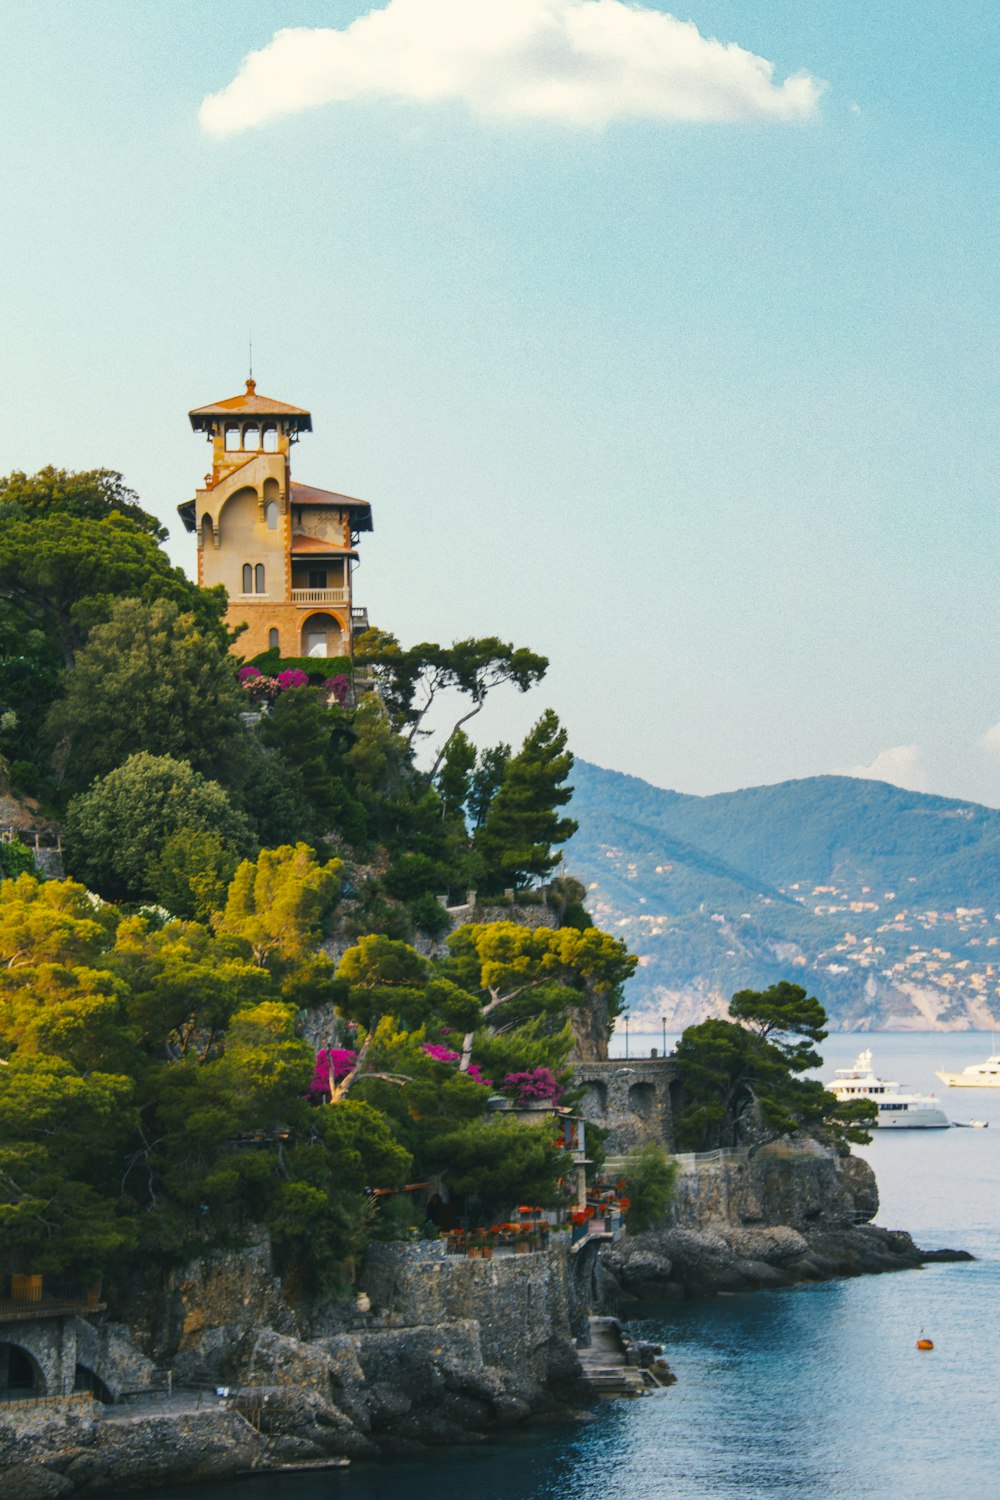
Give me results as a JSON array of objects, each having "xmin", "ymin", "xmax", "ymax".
[
  {"xmin": 600, "ymin": 1136, "xmax": 970, "ymax": 1300},
  {"xmin": 0, "ymin": 1238, "xmax": 592, "ymax": 1495}
]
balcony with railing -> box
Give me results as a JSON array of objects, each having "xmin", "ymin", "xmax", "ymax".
[{"xmin": 290, "ymin": 587, "xmax": 349, "ymax": 605}]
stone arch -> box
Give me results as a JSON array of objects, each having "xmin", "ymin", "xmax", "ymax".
[
  {"xmin": 74, "ymin": 1363, "xmax": 113, "ymax": 1403},
  {"xmin": 578, "ymin": 1079, "xmax": 608, "ymax": 1121},
  {"xmin": 0, "ymin": 1340, "xmax": 46, "ymax": 1396},
  {"xmin": 201, "ymin": 513, "xmax": 214, "ymax": 549},
  {"xmin": 629, "ymin": 1080, "xmax": 657, "ymax": 1120},
  {"xmin": 301, "ymin": 611, "xmax": 346, "ymax": 659},
  {"xmin": 218, "ymin": 485, "xmax": 259, "ymax": 546}
]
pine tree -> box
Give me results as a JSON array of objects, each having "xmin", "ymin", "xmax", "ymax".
[{"xmin": 474, "ymin": 710, "xmax": 577, "ymax": 892}]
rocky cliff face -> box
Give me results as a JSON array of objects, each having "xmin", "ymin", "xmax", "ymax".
[
  {"xmin": 600, "ymin": 1137, "xmax": 965, "ymax": 1300},
  {"xmin": 0, "ymin": 1238, "xmax": 592, "ymax": 1497}
]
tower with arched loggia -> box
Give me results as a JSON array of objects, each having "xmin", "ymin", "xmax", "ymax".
[{"xmin": 177, "ymin": 380, "xmax": 373, "ymax": 660}]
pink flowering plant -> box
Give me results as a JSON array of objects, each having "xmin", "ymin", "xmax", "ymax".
[
  {"xmin": 324, "ymin": 674, "xmax": 350, "ymax": 705},
  {"xmin": 502, "ymin": 1068, "xmax": 562, "ymax": 1105},
  {"xmin": 276, "ymin": 668, "xmax": 310, "ymax": 691},
  {"xmin": 238, "ymin": 666, "xmax": 281, "ymax": 704},
  {"xmin": 421, "ymin": 1042, "xmax": 492, "ymax": 1089},
  {"xmin": 307, "ymin": 1047, "xmax": 358, "ymax": 1100}
]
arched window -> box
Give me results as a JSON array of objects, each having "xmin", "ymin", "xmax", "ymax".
[
  {"xmin": 242, "ymin": 563, "xmax": 252, "ymax": 594},
  {"xmin": 225, "ymin": 425, "xmax": 240, "ymax": 451},
  {"xmin": 262, "ymin": 425, "xmax": 278, "ymax": 452},
  {"xmin": 268, "ymin": 627, "xmax": 280, "ymax": 651},
  {"xmin": 255, "ymin": 563, "xmax": 266, "ymax": 594},
  {"xmin": 265, "ymin": 501, "xmax": 279, "ymax": 531},
  {"xmin": 243, "ymin": 424, "xmax": 260, "ymax": 450}
]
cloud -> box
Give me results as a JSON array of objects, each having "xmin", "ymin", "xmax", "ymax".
[
  {"xmin": 199, "ymin": 0, "xmax": 824, "ymax": 136},
  {"xmin": 979, "ymin": 722, "xmax": 1000, "ymax": 756},
  {"xmin": 845, "ymin": 745, "xmax": 928, "ymax": 793}
]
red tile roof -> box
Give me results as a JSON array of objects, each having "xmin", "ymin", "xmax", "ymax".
[
  {"xmin": 291, "ymin": 532, "xmax": 358, "ymax": 558},
  {"xmin": 291, "ymin": 481, "xmax": 373, "ymax": 533}
]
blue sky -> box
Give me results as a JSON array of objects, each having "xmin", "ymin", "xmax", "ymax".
[{"xmin": 2, "ymin": 2, "xmax": 999, "ymax": 804}]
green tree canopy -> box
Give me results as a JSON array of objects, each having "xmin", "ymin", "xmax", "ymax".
[
  {"xmin": 214, "ymin": 844, "xmax": 342, "ymax": 972},
  {"xmin": 673, "ymin": 983, "xmax": 875, "ymax": 1151},
  {"xmin": 50, "ymin": 597, "xmax": 243, "ymax": 791},
  {"xmin": 474, "ymin": 710, "xmax": 577, "ymax": 893},
  {"xmin": 0, "ymin": 466, "xmax": 167, "ymax": 539},
  {"xmin": 356, "ymin": 633, "xmax": 547, "ymax": 768},
  {"xmin": 0, "ymin": 511, "xmax": 225, "ymax": 666},
  {"xmin": 64, "ymin": 752, "xmax": 254, "ymax": 902}
]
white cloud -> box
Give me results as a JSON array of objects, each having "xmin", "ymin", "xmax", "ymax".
[
  {"xmin": 199, "ymin": 0, "xmax": 824, "ymax": 136},
  {"xmin": 845, "ymin": 745, "xmax": 928, "ymax": 794},
  {"xmin": 979, "ymin": 722, "xmax": 1000, "ymax": 756}
]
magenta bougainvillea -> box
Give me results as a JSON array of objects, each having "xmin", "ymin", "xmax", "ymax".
[
  {"xmin": 307, "ymin": 1048, "xmax": 358, "ymax": 1099},
  {"xmin": 324, "ymin": 674, "xmax": 350, "ymax": 705},
  {"xmin": 502, "ymin": 1068, "xmax": 562, "ymax": 1105},
  {"xmin": 422, "ymin": 1043, "xmax": 460, "ymax": 1063},
  {"xmin": 422, "ymin": 1043, "xmax": 492, "ymax": 1089},
  {"xmin": 238, "ymin": 665, "xmax": 320, "ymax": 704}
]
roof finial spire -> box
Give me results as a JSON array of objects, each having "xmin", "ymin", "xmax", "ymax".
[{"xmin": 246, "ymin": 332, "xmax": 255, "ymax": 395}]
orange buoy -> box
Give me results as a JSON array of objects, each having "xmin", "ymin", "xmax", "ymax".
[{"xmin": 916, "ymin": 1337, "xmax": 934, "ymax": 1350}]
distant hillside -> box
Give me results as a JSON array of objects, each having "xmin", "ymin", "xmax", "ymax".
[{"xmin": 565, "ymin": 762, "xmax": 1000, "ymax": 1033}]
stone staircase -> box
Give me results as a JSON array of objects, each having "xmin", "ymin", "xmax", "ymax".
[{"xmin": 576, "ymin": 1317, "xmax": 672, "ymax": 1396}]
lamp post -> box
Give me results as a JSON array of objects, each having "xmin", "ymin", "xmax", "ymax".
[
  {"xmin": 624, "ymin": 1012, "xmax": 630, "ymax": 1060},
  {"xmin": 661, "ymin": 1015, "xmax": 667, "ymax": 1058}
]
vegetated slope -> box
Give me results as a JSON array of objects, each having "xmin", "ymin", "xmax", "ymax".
[{"xmin": 566, "ymin": 761, "xmax": 1000, "ymax": 1033}]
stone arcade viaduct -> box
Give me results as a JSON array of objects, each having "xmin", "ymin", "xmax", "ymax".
[{"xmin": 573, "ymin": 1056, "xmax": 681, "ymax": 1157}]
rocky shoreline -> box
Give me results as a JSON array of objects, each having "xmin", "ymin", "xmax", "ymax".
[
  {"xmin": 0, "ymin": 1241, "xmax": 594, "ymax": 1498},
  {"xmin": 600, "ymin": 1136, "xmax": 972, "ymax": 1301},
  {"xmin": 602, "ymin": 1220, "xmax": 971, "ymax": 1302},
  {"xmin": 0, "ymin": 1139, "xmax": 973, "ymax": 1497}
]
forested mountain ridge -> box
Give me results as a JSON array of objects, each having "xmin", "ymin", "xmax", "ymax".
[{"xmin": 566, "ymin": 761, "xmax": 1000, "ymax": 1032}]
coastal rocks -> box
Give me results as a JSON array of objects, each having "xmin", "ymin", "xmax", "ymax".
[
  {"xmin": 157, "ymin": 1234, "xmax": 299, "ymax": 1384},
  {"xmin": 0, "ymin": 1402, "xmax": 250, "ymax": 1497},
  {"xmin": 600, "ymin": 1137, "xmax": 966, "ymax": 1299},
  {"xmin": 0, "ymin": 1238, "xmax": 592, "ymax": 1497}
]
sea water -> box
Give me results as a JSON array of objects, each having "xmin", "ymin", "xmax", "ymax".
[{"xmin": 149, "ymin": 1034, "xmax": 1000, "ymax": 1500}]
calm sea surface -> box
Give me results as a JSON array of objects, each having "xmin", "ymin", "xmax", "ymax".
[{"xmin": 150, "ymin": 1034, "xmax": 1000, "ymax": 1500}]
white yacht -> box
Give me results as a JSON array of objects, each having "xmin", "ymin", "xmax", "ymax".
[
  {"xmin": 935, "ymin": 1053, "xmax": 1000, "ymax": 1089},
  {"xmin": 826, "ymin": 1050, "xmax": 950, "ymax": 1129}
]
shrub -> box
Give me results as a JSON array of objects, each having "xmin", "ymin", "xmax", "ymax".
[
  {"xmin": 65, "ymin": 752, "xmax": 254, "ymax": 902},
  {"xmin": 618, "ymin": 1145, "xmax": 678, "ymax": 1234},
  {"xmin": 0, "ymin": 837, "xmax": 37, "ymax": 879},
  {"xmin": 407, "ymin": 891, "xmax": 451, "ymax": 938},
  {"xmin": 250, "ymin": 651, "xmax": 351, "ymax": 681}
]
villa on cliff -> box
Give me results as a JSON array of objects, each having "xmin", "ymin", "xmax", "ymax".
[{"xmin": 177, "ymin": 379, "xmax": 372, "ymax": 660}]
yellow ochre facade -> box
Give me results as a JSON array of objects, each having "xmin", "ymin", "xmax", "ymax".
[{"xmin": 178, "ymin": 379, "xmax": 372, "ymax": 660}]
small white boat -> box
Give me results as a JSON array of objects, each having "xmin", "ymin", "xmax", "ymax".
[
  {"xmin": 952, "ymin": 1119, "xmax": 989, "ymax": 1129},
  {"xmin": 935, "ymin": 1054, "xmax": 1000, "ymax": 1089},
  {"xmin": 826, "ymin": 1050, "xmax": 950, "ymax": 1129}
]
